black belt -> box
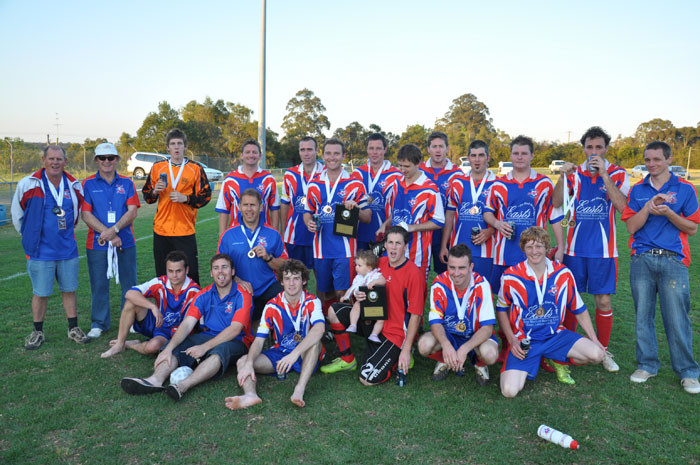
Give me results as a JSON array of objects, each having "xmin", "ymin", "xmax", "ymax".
[{"xmin": 645, "ymin": 248, "xmax": 677, "ymax": 257}]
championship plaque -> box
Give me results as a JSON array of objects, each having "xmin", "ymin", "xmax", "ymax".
[
  {"xmin": 333, "ymin": 204, "xmax": 359, "ymax": 237},
  {"xmin": 360, "ymin": 285, "xmax": 387, "ymax": 320}
]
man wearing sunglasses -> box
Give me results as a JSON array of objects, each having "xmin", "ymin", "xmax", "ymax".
[{"xmin": 81, "ymin": 142, "xmax": 140, "ymax": 339}]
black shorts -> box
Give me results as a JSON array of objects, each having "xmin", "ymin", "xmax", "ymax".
[
  {"xmin": 253, "ymin": 281, "xmax": 283, "ymax": 321},
  {"xmin": 333, "ymin": 302, "xmax": 375, "ymax": 338},
  {"xmin": 173, "ymin": 333, "xmax": 248, "ymax": 378},
  {"xmin": 153, "ymin": 233, "xmax": 200, "ymax": 285},
  {"xmin": 359, "ymin": 336, "xmax": 401, "ymax": 385}
]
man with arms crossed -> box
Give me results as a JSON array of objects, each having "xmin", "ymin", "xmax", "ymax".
[
  {"xmin": 225, "ymin": 259, "xmax": 325, "ymax": 409},
  {"xmin": 622, "ymin": 141, "xmax": 700, "ymax": 394},
  {"xmin": 121, "ymin": 254, "xmax": 253, "ymax": 400},
  {"xmin": 101, "ymin": 251, "xmax": 200, "ymax": 358},
  {"xmin": 552, "ymin": 126, "xmax": 629, "ymax": 372}
]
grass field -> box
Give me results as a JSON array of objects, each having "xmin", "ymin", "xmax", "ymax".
[{"xmin": 1, "ymin": 187, "xmax": 699, "ymax": 465}]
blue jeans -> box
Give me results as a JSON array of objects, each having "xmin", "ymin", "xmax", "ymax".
[
  {"xmin": 86, "ymin": 246, "xmax": 138, "ymax": 331},
  {"xmin": 630, "ymin": 253, "xmax": 699, "ymax": 379}
]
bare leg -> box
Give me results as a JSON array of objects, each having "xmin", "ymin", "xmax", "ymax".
[
  {"xmin": 61, "ymin": 291, "xmax": 77, "ymax": 318},
  {"xmin": 225, "ymin": 355, "xmax": 272, "ymax": 410},
  {"xmin": 349, "ymin": 303, "xmax": 361, "ymax": 327},
  {"xmin": 177, "ymin": 354, "xmax": 222, "ymax": 395},
  {"xmin": 417, "ymin": 332, "xmax": 441, "ymax": 357},
  {"xmin": 143, "ymin": 353, "xmax": 179, "ymax": 387},
  {"xmin": 291, "ymin": 342, "xmax": 321, "ymax": 408},
  {"xmin": 500, "ymin": 369, "xmax": 528, "ymax": 398},
  {"xmin": 475, "ymin": 339, "xmax": 499, "ymax": 365},
  {"xmin": 127, "ymin": 336, "xmax": 167, "ymax": 355},
  {"xmin": 31, "ymin": 295, "xmax": 48, "ymax": 323},
  {"xmin": 102, "ymin": 302, "xmax": 148, "ymax": 358}
]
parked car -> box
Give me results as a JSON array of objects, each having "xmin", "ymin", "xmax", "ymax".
[
  {"xmin": 498, "ymin": 161, "xmax": 513, "ymax": 176},
  {"xmin": 127, "ymin": 152, "xmax": 223, "ymax": 181},
  {"xmin": 549, "ymin": 160, "xmax": 566, "ymax": 174},
  {"xmin": 630, "ymin": 165, "xmax": 648, "ymax": 178},
  {"xmin": 670, "ymin": 165, "xmax": 688, "ymax": 179},
  {"xmin": 459, "ymin": 159, "xmax": 471, "ymax": 176}
]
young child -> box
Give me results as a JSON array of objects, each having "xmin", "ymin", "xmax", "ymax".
[{"xmin": 342, "ymin": 250, "xmax": 386, "ymax": 342}]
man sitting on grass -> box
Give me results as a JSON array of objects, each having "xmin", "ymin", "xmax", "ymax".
[
  {"xmin": 225, "ymin": 259, "xmax": 325, "ymax": 410},
  {"xmin": 101, "ymin": 251, "xmax": 200, "ymax": 358},
  {"xmin": 120, "ymin": 254, "xmax": 253, "ymax": 401}
]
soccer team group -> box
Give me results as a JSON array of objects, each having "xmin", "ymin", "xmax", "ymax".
[{"xmin": 11, "ymin": 125, "xmax": 700, "ymax": 408}]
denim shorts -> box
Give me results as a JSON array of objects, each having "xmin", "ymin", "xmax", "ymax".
[{"xmin": 27, "ymin": 257, "xmax": 79, "ymax": 296}]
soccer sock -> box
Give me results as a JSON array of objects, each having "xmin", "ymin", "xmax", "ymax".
[
  {"xmin": 427, "ymin": 351, "xmax": 444, "ymax": 363},
  {"xmin": 67, "ymin": 317, "xmax": 78, "ymax": 330},
  {"xmin": 330, "ymin": 322, "xmax": 354, "ymax": 363},
  {"xmin": 596, "ymin": 308, "xmax": 614, "ymax": 349},
  {"xmin": 33, "ymin": 321, "xmax": 43, "ymax": 332},
  {"xmin": 563, "ymin": 310, "xmax": 577, "ymax": 332},
  {"xmin": 475, "ymin": 358, "xmax": 486, "ymax": 367}
]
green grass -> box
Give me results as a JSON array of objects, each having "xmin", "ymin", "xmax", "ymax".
[{"xmin": 1, "ymin": 190, "xmax": 699, "ymax": 465}]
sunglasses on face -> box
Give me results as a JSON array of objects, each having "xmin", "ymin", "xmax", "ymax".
[{"xmin": 96, "ymin": 156, "xmax": 117, "ymax": 162}]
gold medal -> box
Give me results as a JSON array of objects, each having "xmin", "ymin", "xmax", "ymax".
[
  {"xmin": 247, "ymin": 250, "xmax": 256, "ymax": 259},
  {"xmin": 367, "ymin": 195, "xmax": 373, "ymax": 204},
  {"xmin": 293, "ymin": 333, "xmax": 303, "ymax": 343},
  {"xmin": 469, "ymin": 206, "xmax": 480, "ymax": 215},
  {"xmin": 561, "ymin": 218, "xmax": 568, "ymax": 227},
  {"xmin": 300, "ymin": 196, "xmax": 307, "ymax": 206},
  {"xmin": 456, "ymin": 321, "xmax": 467, "ymax": 333},
  {"xmin": 323, "ymin": 205, "xmax": 333, "ymax": 214},
  {"xmin": 536, "ymin": 307, "xmax": 545, "ymax": 317},
  {"xmin": 568, "ymin": 219, "xmax": 576, "ymax": 228}
]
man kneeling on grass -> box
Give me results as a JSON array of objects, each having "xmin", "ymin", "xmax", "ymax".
[
  {"xmin": 121, "ymin": 254, "xmax": 253, "ymax": 401},
  {"xmin": 225, "ymin": 259, "xmax": 325, "ymax": 409},
  {"xmin": 101, "ymin": 251, "xmax": 200, "ymax": 358}
]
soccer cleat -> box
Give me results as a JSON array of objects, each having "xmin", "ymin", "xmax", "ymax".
[
  {"xmin": 630, "ymin": 369, "xmax": 656, "ymax": 383},
  {"xmin": 681, "ymin": 378, "xmax": 700, "ymax": 394},
  {"xmin": 474, "ymin": 365, "xmax": 490, "ymax": 386},
  {"xmin": 601, "ymin": 351, "xmax": 619, "ymax": 372},
  {"xmin": 548, "ymin": 360, "xmax": 575, "ymax": 385},
  {"xmin": 67, "ymin": 327, "xmax": 91, "ymax": 344},
  {"xmin": 25, "ymin": 330, "xmax": 45, "ymax": 350},
  {"xmin": 432, "ymin": 361, "xmax": 449, "ymax": 382},
  {"xmin": 320, "ymin": 357, "xmax": 357, "ymax": 374}
]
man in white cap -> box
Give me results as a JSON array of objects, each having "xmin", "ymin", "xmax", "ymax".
[{"xmin": 81, "ymin": 142, "xmax": 140, "ymax": 338}]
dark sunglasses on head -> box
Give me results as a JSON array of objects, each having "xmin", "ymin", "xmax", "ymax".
[{"xmin": 96, "ymin": 155, "xmax": 117, "ymax": 161}]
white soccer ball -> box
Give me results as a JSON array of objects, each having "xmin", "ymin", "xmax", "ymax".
[{"xmin": 169, "ymin": 366, "xmax": 194, "ymax": 385}]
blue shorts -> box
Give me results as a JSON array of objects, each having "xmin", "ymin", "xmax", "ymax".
[
  {"xmin": 286, "ymin": 243, "xmax": 314, "ymax": 270},
  {"xmin": 472, "ymin": 257, "xmax": 494, "ymax": 285},
  {"xmin": 27, "ymin": 257, "xmax": 79, "ymax": 297},
  {"xmin": 503, "ymin": 330, "xmax": 582, "ymax": 380},
  {"xmin": 564, "ymin": 255, "xmax": 617, "ymax": 295},
  {"xmin": 314, "ymin": 257, "xmax": 353, "ymax": 293},
  {"xmin": 262, "ymin": 346, "xmax": 322, "ymax": 374},
  {"xmin": 489, "ymin": 264, "xmax": 510, "ymax": 295},
  {"xmin": 173, "ymin": 332, "xmax": 248, "ymax": 378},
  {"xmin": 443, "ymin": 330, "xmax": 498, "ymax": 366},
  {"xmin": 131, "ymin": 310, "xmax": 176, "ymax": 341}
]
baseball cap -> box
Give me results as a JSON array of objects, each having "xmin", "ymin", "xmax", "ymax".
[{"xmin": 94, "ymin": 142, "xmax": 119, "ymax": 158}]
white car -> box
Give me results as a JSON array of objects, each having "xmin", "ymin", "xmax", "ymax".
[
  {"xmin": 630, "ymin": 165, "xmax": 648, "ymax": 178},
  {"xmin": 459, "ymin": 159, "xmax": 471, "ymax": 176},
  {"xmin": 498, "ymin": 161, "xmax": 513, "ymax": 176},
  {"xmin": 127, "ymin": 152, "xmax": 223, "ymax": 180},
  {"xmin": 549, "ymin": 160, "xmax": 566, "ymax": 174}
]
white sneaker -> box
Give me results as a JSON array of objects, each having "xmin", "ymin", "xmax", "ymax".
[
  {"xmin": 681, "ymin": 378, "xmax": 700, "ymax": 394},
  {"xmin": 474, "ymin": 365, "xmax": 490, "ymax": 386},
  {"xmin": 601, "ymin": 351, "xmax": 619, "ymax": 372},
  {"xmin": 87, "ymin": 328, "xmax": 103, "ymax": 339},
  {"xmin": 630, "ymin": 369, "xmax": 656, "ymax": 383}
]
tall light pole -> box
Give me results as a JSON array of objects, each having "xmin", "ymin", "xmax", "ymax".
[
  {"xmin": 3, "ymin": 139, "xmax": 12, "ymax": 183},
  {"xmin": 80, "ymin": 144, "xmax": 87, "ymax": 173},
  {"xmin": 258, "ymin": 0, "xmax": 267, "ymax": 168}
]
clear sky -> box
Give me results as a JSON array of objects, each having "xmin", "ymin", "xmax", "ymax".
[{"xmin": 1, "ymin": 0, "xmax": 698, "ymax": 145}]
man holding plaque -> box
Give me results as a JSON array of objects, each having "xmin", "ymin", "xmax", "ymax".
[
  {"xmin": 552, "ymin": 127, "xmax": 629, "ymax": 373},
  {"xmin": 280, "ymin": 136, "xmax": 325, "ymax": 271},
  {"xmin": 225, "ymin": 259, "xmax": 325, "ymax": 410},
  {"xmin": 303, "ymin": 138, "xmax": 371, "ymax": 311},
  {"xmin": 418, "ymin": 244, "xmax": 498, "ymax": 385},
  {"xmin": 322, "ymin": 227, "xmax": 423, "ymax": 385},
  {"xmin": 218, "ymin": 188, "xmax": 287, "ymax": 321},
  {"xmin": 142, "ymin": 128, "xmax": 211, "ymax": 285},
  {"xmin": 12, "ymin": 145, "xmax": 90, "ymax": 349},
  {"xmin": 353, "ymin": 133, "xmax": 402, "ymax": 250}
]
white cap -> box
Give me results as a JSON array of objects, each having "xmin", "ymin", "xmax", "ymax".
[{"xmin": 94, "ymin": 142, "xmax": 119, "ymax": 158}]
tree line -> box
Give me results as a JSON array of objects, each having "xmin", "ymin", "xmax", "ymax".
[{"xmin": 2, "ymin": 91, "xmax": 699, "ymax": 178}]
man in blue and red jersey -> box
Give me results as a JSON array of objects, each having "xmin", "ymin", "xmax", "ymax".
[
  {"xmin": 440, "ymin": 140, "xmax": 497, "ymax": 280},
  {"xmin": 216, "ymin": 138, "xmax": 280, "ymax": 237},
  {"xmin": 379, "ymin": 144, "xmax": 445, "ymax": 282},
  {"xmin": 303, "ymin": 138, "xmax": 371, "ymax": 310},
  {"xmin": 226, "ymin": 259, "xmax": 325, "ymax": 410},
  {"xmin": 100, "ymin": 251, "xmax": 200, "ymax": 358},
  {"xmin": 353, "ymin": 133, "xmax": 402, "ymax": 250},
  {"xmin": 218, "ymin": 188, "xmax": 288, "ymax": 321},
  {"xmin": 497, "ymin": 227, "xmax": 604, "ymax": 398},
  {"xmin": 81, "ymin": 142, "xmax": 140, "ymax": 339},
  {"xmin": 622, "ymin": 141, "xmax": 700, "ymax": 395},
  {"xmin": 321, "ymin": 227, "xmax": 424, "ymax": 384},
  {"xmin": 418, "ymin": 244, "xmax": 498, "ymax": 385},
  {"xmin": 280, "ymin": 136, "xmax": 325, "ymax": 271},
  {"xmin": 121, "ymin": 254, "xmax": 254, "ymax": 400},
  {"xmin": 420, "ymin": 131, "xmax": 461, "ymax": 276},
  {"xmin": 12, "ymin": 145, "xmax": 90, "ymax": 350},
  {"xmin": 552, "ymin": 126, "xmax": 630, "ymax": 373}
]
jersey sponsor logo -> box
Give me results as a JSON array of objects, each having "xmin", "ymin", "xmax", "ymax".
[
  {"xmin": 666, "ymin": 192, "xmax": 678, "ymax": 204},
  {"xmin": 392, "ymin": 208, "xmax": 412, "ymax": 225},
  {"xmin": 257, "ymin": 237, "xmax": 268, "ymax": 247},
  {"xmin": 547, "ymin": 284, "xmax": 557, "ymax": 296},
  {"xmin": 63, "ymin": 189, "xmax": 71, "ymax": 199},
  {"xmin": 115, "ymin": 185, "xmax": 126, "ymax": 194},
  {"xmin": 505, "ymin": 202, "xmax": 535, "ymax": 224},
  {"xmin": 527, "ymin": 188, "xmax": 538, "ymax": 199},
  {"xmin": 458, "ymin": 201, "xmax": 480, "ymax": 219},
  {"xmin": 408, "ymin": 197, "xmax": 417, "ymax": 207},
  {"xmin": 280, "ymin": 332, "xmax": 298, "ymax": 351},
  {"xmin": 523, "ymin": 303, "xmax": 558, "ymax": 326},
  {"xmin": 225, "ymin": 302, "xmax": 233, "ymax": 314},
  {"xmin": 163, "ymin": 311, "xmax": 181, "ymax": 326},
  {"xmin": 575, "ymin": 198, "xmax": 607, "ymax": 220}
]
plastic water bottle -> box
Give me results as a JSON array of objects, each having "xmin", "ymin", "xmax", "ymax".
[
  {"xmin": 397, "ymin": 369, "xmax": 406, "ymax": 387},
  {"xmin": 537, "ymin": 424, "xmax": 579, "ymax": 450}
]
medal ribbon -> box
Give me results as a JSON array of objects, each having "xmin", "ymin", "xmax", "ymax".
[
  {"xmin": 299, "ymin": 162, "xmax": 319, "ymax": 197},
  {"xmin": 323, "ymin": 169, "xmax": 344, "ymax": 208},
  {"xmin": 469, "ymin": 172, "xmax": 488, "ymax": 209},
  {"xmin": 168, "ymin": 159, "xmax": 187, "ymax": 190},
  {"xmin": 282, "ymin": 294, "xmax": 305, "ymax": 334},
  {"xmin": 106, "ymin": 242, "xmax": 120, "ymax": 284},
  {"xmin": 367, "ymin": 161, "xmax": 387, "ymax": 196},
  {"xmin": 450, "ymin": 273, "xmax": 475, "ymax": 323},
  {"xmin": 241, "ymin": 224, "xmax": 262, "ymax": 251},
  {"xmin": 562, "ymin": 172, "xmax": 578, "ymax": 220},
  {"xmin": 45, "ymin": 173, "xmax": 65, "ymax": 209},
  {"xmin": 525, "ymin": 260, "xmax": 549, "ymax": 310}
]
